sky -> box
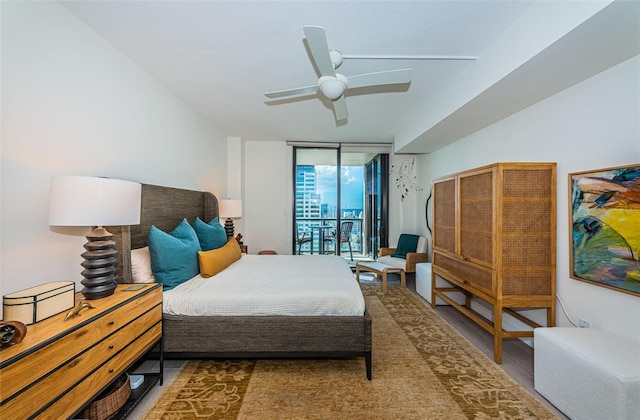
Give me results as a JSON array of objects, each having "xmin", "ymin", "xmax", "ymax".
[{"xmin": 315, "ymin": 165, "xmax": 364, "ymax": 209}]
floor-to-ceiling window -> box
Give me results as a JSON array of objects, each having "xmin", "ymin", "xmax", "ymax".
[
  {"xmin": 292, "ymin": 144, "xmax": 389, "ymax": 260},
  {"xmin": 294, "ymin": 147, "xmax": 338, "ymax": 255},
  {"xmin": 364, "ymin": 154, "xmax": 389, "ymax": 259}
]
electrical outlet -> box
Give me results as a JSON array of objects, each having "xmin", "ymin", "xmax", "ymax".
[{"xmin": 578, "ymin": 318, "xmax": 591, "ymax": 328}]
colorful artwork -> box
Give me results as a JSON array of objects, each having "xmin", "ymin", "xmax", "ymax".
[{"xmin": 570, "ymin": 164, "xmax": 640, "ymax": 297}]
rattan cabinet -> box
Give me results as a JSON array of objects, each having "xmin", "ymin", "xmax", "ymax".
[{"xmin": 431, "ymin": 162, "xmax": 556, "ymax": 363}]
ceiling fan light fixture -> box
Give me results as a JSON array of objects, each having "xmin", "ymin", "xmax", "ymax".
[
  {"xmin": 318, "ymin": 74, "xmax": 348, "ymax": 100},
  {"xmin": 329, "ymin": 50, "xmax": 343, "ymax": 69}
]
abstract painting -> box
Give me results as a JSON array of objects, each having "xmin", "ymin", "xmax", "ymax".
[{"xmin": 570, "ymin": 164, "xmax": 640, "ymax": 297}]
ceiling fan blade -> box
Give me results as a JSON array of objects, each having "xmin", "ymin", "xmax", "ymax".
[
  {"xmin": 303, "ymin": 26, "xmax": 336, "ymax": 78},
  {"xmin": 264, "ymin": 85, "xmax": 318, "ymax": 99},
  {"xmin": 342, "ymin": 54, "xmax": 476, "ymax": 61},
  {"xmin": 347, "ymin": 69, "xmax": 412, "ymax": 89},
  {"xmin": 332, "ymin": 96, "xmax": 348, "ymax": 121}
]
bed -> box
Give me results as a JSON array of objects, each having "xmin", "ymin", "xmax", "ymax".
[{"xmin": 111, "ymin": 183, "xmax": 372, "ymax": 379}]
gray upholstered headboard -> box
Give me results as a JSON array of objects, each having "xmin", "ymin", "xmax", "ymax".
[{"xmin": 110, "ymin": 183, "xmax": 218, "ymax": 283}]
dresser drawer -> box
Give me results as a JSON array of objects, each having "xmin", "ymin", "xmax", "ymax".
[
  {"xmin": 0, "ymin": 305, "xmax": 161, "ymax": 419},
  {"xmin": 0, "ymin": 287, "xmax": 161, "ymax": 403},
  {"xmin": 35, "ymin": 323, "xmax": 162, "ymax": 420},
  {"xmin": 91, "ymin": 287, "xmax": 162, "ymax": 335}
]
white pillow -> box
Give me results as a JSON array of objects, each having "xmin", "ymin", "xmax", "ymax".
[{"xmin": 131, "ymin": 246, "xmax": 156, "ymax": 283}]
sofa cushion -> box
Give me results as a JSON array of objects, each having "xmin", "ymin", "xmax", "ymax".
[{"xmin": 378, "ymin": 255, "xmax": 408, "ymax": 269}]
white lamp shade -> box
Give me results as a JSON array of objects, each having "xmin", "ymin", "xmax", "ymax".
[
  {"xmin": 218, "ymin": 199, "xmax": 242, "ymax": 218},
  {"xmin": 49, "ymin": 176, "xmax": 141, "ymax": 226}
]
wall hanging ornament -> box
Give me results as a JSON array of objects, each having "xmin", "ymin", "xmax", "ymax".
[{"xmin": 391, "ymin": 157, "xmax": 423, "ymax": 201}]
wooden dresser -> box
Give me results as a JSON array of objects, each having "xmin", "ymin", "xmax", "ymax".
[
  {"xmin": 431, "ymin": 163, "xmax": 556, "ymax": 363},
  {"xmin": 0, "ymin": 283, "xmax": 162, "ymax": 419}
]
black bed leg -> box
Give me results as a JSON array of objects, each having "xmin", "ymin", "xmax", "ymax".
[{"xmin": 365, "ymin": 351, "xmax": 372, "ymax": 381}]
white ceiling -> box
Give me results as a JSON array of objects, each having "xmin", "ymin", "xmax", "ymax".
[{"xmin": 60, "ymin": 1, "xmax": 639, "ymax": 153}]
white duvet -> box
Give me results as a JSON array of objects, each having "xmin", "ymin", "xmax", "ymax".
[{"xmin": 163, "ymin": 255, "xmax": 366, "ymax": 316}]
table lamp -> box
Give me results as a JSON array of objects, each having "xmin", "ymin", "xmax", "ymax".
[
  {"xmin": 218, "ymin": 199, "xmax": 242, "ymax": 238},
  {"xmin": 49, "ymin": 176, "xmax": 141, "ymax": 299}
]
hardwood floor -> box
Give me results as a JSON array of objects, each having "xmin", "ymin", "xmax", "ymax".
[{"xmin": 403, "ymin": 274, "xmax": 568, "ymax": 419}]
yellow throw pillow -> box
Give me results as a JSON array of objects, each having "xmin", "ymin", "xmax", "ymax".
[{"xmin": 198, "ymin": 238, "xmax": 241, "ymax": 278}]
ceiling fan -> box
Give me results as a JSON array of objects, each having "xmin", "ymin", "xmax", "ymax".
[{"xmin": 264, "ymin": 26, "xmax": 413, "ymax": 122}]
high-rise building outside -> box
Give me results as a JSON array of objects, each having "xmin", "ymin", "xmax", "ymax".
[
  {"xmin": 296, "ymin": 164, "xmax": 364, "ymax": 254},
  {"xmin": 295, "ymin": 165, "xmax": 321, "ymax": 229}
]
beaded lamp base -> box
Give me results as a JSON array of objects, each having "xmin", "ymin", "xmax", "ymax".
[
  {"xmin": 80, "ymin": 227, "xmax": 118, "ymax": 299},
  {"xmin": 223, "ymin": 218, "xmax": 235, "ymax": 238}
]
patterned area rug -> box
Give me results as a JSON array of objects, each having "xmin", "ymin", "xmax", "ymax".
[{"xmin": 144, "ymin": 284, "xmax": 557, "ymax": 419}]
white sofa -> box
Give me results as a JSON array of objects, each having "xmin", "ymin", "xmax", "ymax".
[{"xmin": 534, "ymin": 327, "xmax": 640, "ymax": 420}]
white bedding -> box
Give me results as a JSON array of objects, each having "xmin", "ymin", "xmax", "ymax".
[{"xmin": 163, "ymin": 255, "xmax": 366, "ymax": 316}]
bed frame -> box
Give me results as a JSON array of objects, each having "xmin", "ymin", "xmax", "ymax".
[{"xmin": 111, "ymin": 184, "xmax": 372, "ymax": 379}]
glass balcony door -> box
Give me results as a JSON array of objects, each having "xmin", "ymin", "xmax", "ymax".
[
  {"xmin": 364, "ymin": 154, "xmax": 389, "ymax": 259},
  {"xmin": 294, "ymin": 147, "xmax": 338, "ymax": 255},
  {"xmin": 293, "ymin": 146, "xmax": 388, "ymax": 260}
]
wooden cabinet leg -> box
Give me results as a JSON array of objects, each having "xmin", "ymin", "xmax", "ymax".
[
  {"xmin": 430, "ymin": 271, "xmax": 437, "ymax": 308},
  {"xmin": 493, "ymin": 304, "xmax": 503, "ymax": 364}
]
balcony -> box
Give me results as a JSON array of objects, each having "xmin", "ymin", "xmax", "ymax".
[{"xmin": 296, "ymin": 218, "xmax": 365, "ymax": 257}]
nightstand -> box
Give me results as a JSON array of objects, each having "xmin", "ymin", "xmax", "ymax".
[{"xmin": 0, "ymin": 283, "xmax": 162, "ymax": 419}]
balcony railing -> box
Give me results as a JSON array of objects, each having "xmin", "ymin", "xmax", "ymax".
[{"xmin": 296, "ymin": 218, "xmax": 363, "ymax": 255}]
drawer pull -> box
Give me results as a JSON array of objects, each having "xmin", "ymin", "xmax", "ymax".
[
  {"xmin": 109, "ymin": 345, "xmax": 114, "ymax": 350},
  {"xmin": 109, "ymin": 369, "xmax": 114, "ymax": 374},
  {"xmin": 108, "ymin": 321, "xmax": 115, "ymax": 326}
]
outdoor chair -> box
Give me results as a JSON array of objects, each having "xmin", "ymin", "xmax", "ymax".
[
  {"xmin": 324, "ymin": 221, "xmax": 354, "ymax": 260},
  {"xmin": 295, "ymin": 223, "xmax": 312, "ymax": 254}
]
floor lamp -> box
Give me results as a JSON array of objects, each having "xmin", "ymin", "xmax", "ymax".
[{"xmin": 49, "ymin": 176, "xmax": 141, "ymax": 299}]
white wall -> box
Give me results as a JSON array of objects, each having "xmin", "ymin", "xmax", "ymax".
[
  {"xmin": 225, "ymin": 136, "xmax": 244, "ymax": 235},
  {"xmin": 243, "ymin": 140, "xmax": 292, "ymax": 254},
  {"xmin": 416, "ymin": 55, "xmax": 640, "ymax": 343},
  {"xmin": 241, "ymin": 141, "xmax": 424, "ymax": 255},
  {"xmin": 0, "ymin": 2, "xmax": 227, "ymax": 300},
  {"xmin": 388, "ymin": 154, "xmax": 425, "ymax": 245}
]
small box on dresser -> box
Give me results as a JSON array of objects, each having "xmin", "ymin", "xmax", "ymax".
[
  {"xmin": 3, "ymin": 281, "xmax": 75, "ymax": 325},
  {"xmin": 0, "ymin": 283, "xmax": 162, "ymax": 419}
]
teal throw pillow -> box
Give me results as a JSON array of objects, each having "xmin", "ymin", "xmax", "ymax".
[
  {"xmin": 391, "ymin": 234, "xmax": 420, "ymax": 259},
  {"xmin": 193, "ymin": 217, "xmax": 228, "ymax": 251},
  {"xmin": 148, "ymin": 219, "xmax": 201, "ymax": 290}
]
